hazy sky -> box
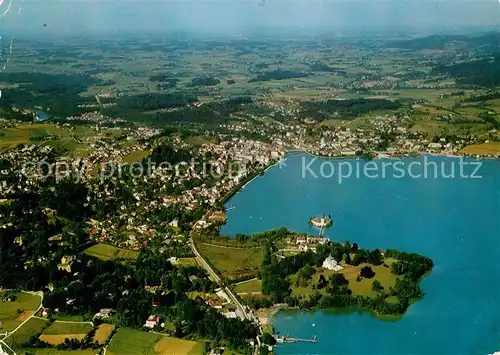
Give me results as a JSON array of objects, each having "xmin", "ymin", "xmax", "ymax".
[{"xmin": 1, "ymin": 0, "xmax": 499, "ymax": 38}]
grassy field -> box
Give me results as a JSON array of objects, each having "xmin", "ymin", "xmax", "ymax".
[
  {"xmin": 233, "ymin": 279, "xmax": 262, "ymax": 293},
  {"xmin": 25, "ymin": 349, "xmax": 98, "ymax": 355},
  {"xmin": 197, "ymin": 243, "xmax": 263, "ymax": 280},
  {"xmin": 106, "ymin": 328, "xmax": 204, "ymax": 355},
  {"xmin": 83, "ymin": 243, "xmax": 139, "ymax": 261},
  {"xmin": 93, "ymin": 323, "xmax": 114, "ymax": 345},
  {"xmin": 3, "ymin": 317, "xmax": 48, "ymax": 350},
  {"xmin": 460, "ymin": 142, "xmax": 500, "ymax": 155},
  {"xmin": 0, "ymin": 291, "xmax": 42, "ymax": 332},
  {"xmin": 53, "ymin": 315, "xmax": 86, "ymax": 322},
  {"xmin": 0, "ymin": 124, "xmax": 64, "ymax": 148},
  {"xmin": 153, "ymin": 337, "xmax": 204, "ymax": 355},
  {"xmin": 122, "ymin": 149, "xmax": 152, "ymax": 163},
  {"xmin": 39, "ymin": 321, "xmax": 92, "ymax": 345},
  {"xmin": 0, "ymin": 124, "xmax": 92, "ymax": 156},
  {"xmin": 42, "ymin": 321, "xmax": 92, "ymax": 335},
  {"xmin": 177, "ymin": 258, "xmax": 199, "ymax": 267},
  {"xmin": 290, "ymin": 259, "xmax": 399, "ymax": 299}
]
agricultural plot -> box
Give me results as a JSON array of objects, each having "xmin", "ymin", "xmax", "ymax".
[
  {"xmin": 83, "ymin": 243, "xmax": 139, "ymax": 261},
  {"xmin": 197, "ymin": 243, "xmax": 263, "ymax": 281},
  {"xmin": 93, "ymin": 323, "xmax": 114, "ymax": 345},
  {"xmin": 2, "ymin": 317, "xmax": 48, "ymax": 351},
  {"xmin": 106, "ymin": 327, "xmax": 204, "ymax": 355},
  {"xmin": 39, "ymin": 321, "xmax": 92, "ymax": 345},
  {"xmin": 0, "ymin": 291, "xmax": 42, "ymax": 332},
  {"xmin": 460, "ymin": 142, "xmax": 500, "ymax": 155},
  {"xmin": 153, "ymin": 337, "xmax": 204, "ymax": 355},
  {"xmin": 0, "ymin": 124, "xmax": 64, "ymax": 149},
  {"xmin": 122, "ymin": 149, "xmax": 152, "ymax": 163},
  {"xmin": 177, "ymin": 258, "xmax": 199, "ymax": 267},
  {"xmin": 233, "ymin": 279, "xmax": 262, "ymax": 294},
  {"xmin": 26, "ymin": 349, "xmax": 98, "ymax": 355}
]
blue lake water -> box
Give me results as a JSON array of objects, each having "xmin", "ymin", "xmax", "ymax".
[{"xmin": 221, "ymin": 153, "xmax": 500, "ymax": 355}]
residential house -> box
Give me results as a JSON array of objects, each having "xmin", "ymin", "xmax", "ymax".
[{"xmin": 144, "ymin": 315, "xmax": 159, "ymax": 329}]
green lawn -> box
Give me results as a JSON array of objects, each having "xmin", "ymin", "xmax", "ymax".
[
  {"xmin": 233, "ymin": 279, "xmax": 262, "ymax": 293},
  {"xmin": 0, "ymin": 291, "xmax": 42, "ymax": 332},
  {"xmin": 42, "ymin": 321, "xmax": 92, "ymax": 335},
  {"xmin": 83, "ymin": 243, "xmax": 139, "ymax": 261},
  {"xmin": 197, "ymin": 243, "xmax": 263, "ymax": 281}
]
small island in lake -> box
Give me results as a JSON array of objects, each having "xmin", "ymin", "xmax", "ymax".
[{"xmin": 309, "ymin": 214, "xmax": 333, "ymax": 228}]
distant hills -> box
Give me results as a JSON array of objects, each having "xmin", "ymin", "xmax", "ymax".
[{"xmin": 387, "ymin": 32, "xmax": 500, "ymax": 53}]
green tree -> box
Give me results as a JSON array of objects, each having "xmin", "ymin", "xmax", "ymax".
[
  {"xmin": 329, "ymin": 273, "xmax": 349, "ymax": 287},
  {"xmin": 360, "ymin": 266, "xmax": 375, "ymax": 279},
  {"xmin": 372, "ymin": 280, "xmax": 384, "ymax": 292},
  {"xmin": 262, "ymin": 332, "xmax": 276, "ymax": 346}
]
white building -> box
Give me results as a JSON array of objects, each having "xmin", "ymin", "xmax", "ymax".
[{"xmin": 322, "ymin": 256, "xmax": 343, "ymax": 271}]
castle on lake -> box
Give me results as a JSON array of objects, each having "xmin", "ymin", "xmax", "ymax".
[{"xmin": 309, "ymin": 213, "xmax": 333, "ymax": 228}]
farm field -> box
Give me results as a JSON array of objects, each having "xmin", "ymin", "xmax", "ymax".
[
  {"xmin": 177, "ymin": 258, "xmax": 199, "ymax": 267},
  {"xmin": 233, "ymin": 279, "xmax": 262, "ymax": 294},
  {"xmin": 93, "ymin": 323, "xmax": 114, "ymax": 345},
  {"xmin": 0, "ymin": 291, "xmax": 42, "ymax": 332},
  {"xmin": 197, "ymin": 243, "xmax": 263, "ymax": 281},
  {"xmin": 153, "ymin": 337, "xmax": 204, "ymax": 355},
  {"xmin": 83, "ymin": 243, "xmax": 139, "ymax": 261},
  {"xmin": 2, "ymin": 317, "xmax": 48, "ymax": 350},
  {"xmin": 122, "ymin": 149, "xmax": 152, "ymax": 163},
  {"xmin": 26, "ymin": 349, "xmax": 98, "ymax": 355},
  {"xmin": 106, "ymin": 327, "xmax": 204, "ymax": 355},
  {"xmin": 460, "ymin": 142, "xmax": 500, "ymax": 155},
  {"xmin": 0, "ymin": 123, "xmax": 95, "ymax": 157},
  {"xmin": 39, "ymin": 321, "xmax": 92, "ymax": 345},
  {"xmin": 0, "ymin": 124, "xmax": 65, "ymax": 149}
]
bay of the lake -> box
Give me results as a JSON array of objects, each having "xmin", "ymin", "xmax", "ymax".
[{"xmin": 221, "ymin": 153, "xmax": 500, "ymax": 354}]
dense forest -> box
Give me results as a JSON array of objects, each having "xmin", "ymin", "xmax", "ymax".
[
  {"xmin": 309, "ymin": 62, "xmax": 346, "ymax": 75},
  {"xmin": 432, "ymin": 56, "xmax": 500, "ymax": 87},
  {"xmin": 0, "ymin": 72, "xmax": 104, "ymax": 117},
  {"xmin": 188, "ymin": 76, "xmax": 220, "ymax": 87},
  {"xmin": 248, "ymin": 69, "xmax": 310, "ymax": 83},
  {"xmin": 299, "ymin": 98, "xmax": 402, "ymax": 121}
]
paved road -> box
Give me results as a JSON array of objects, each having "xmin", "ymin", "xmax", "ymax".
[{"xmin": 189, "ymin": 239, "xmax": 251, "ymax": 321}]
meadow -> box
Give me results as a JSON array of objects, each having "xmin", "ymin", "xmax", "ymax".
[
  {"xmin": 290, "ymin": 259, "xmax": 399, "ymax": 299},
  {"xmin": 2, "ymin": 317, "xmax": 47, "ymax": 350},
  {"xmin": 233, "ymin": 279, "xmax": 262, "ymax": 294},
  {"xmin": 196, "ymin": 243, "xmax": 263, "ymax": 281},
  {"xmin": 122, "ymin": 149, "xmax": 152, "ymax": 163},
  {"xmin": 0, "ymin": 291, "xmax": 42, "ymax": 332},
  {"xmin": 39, "ymin": 321, "xmax": 92, "ymax": 345},
  {"xmin": 83, "ymin": 243, "xmax": 139, "ymax": 261},
  {"xmin": 460, "ymin": 142, "xmax": 500, "ymax": 155},
  {"xmin": 106, "ymin": 328, "xmax": 204, "ymax": 355}
]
